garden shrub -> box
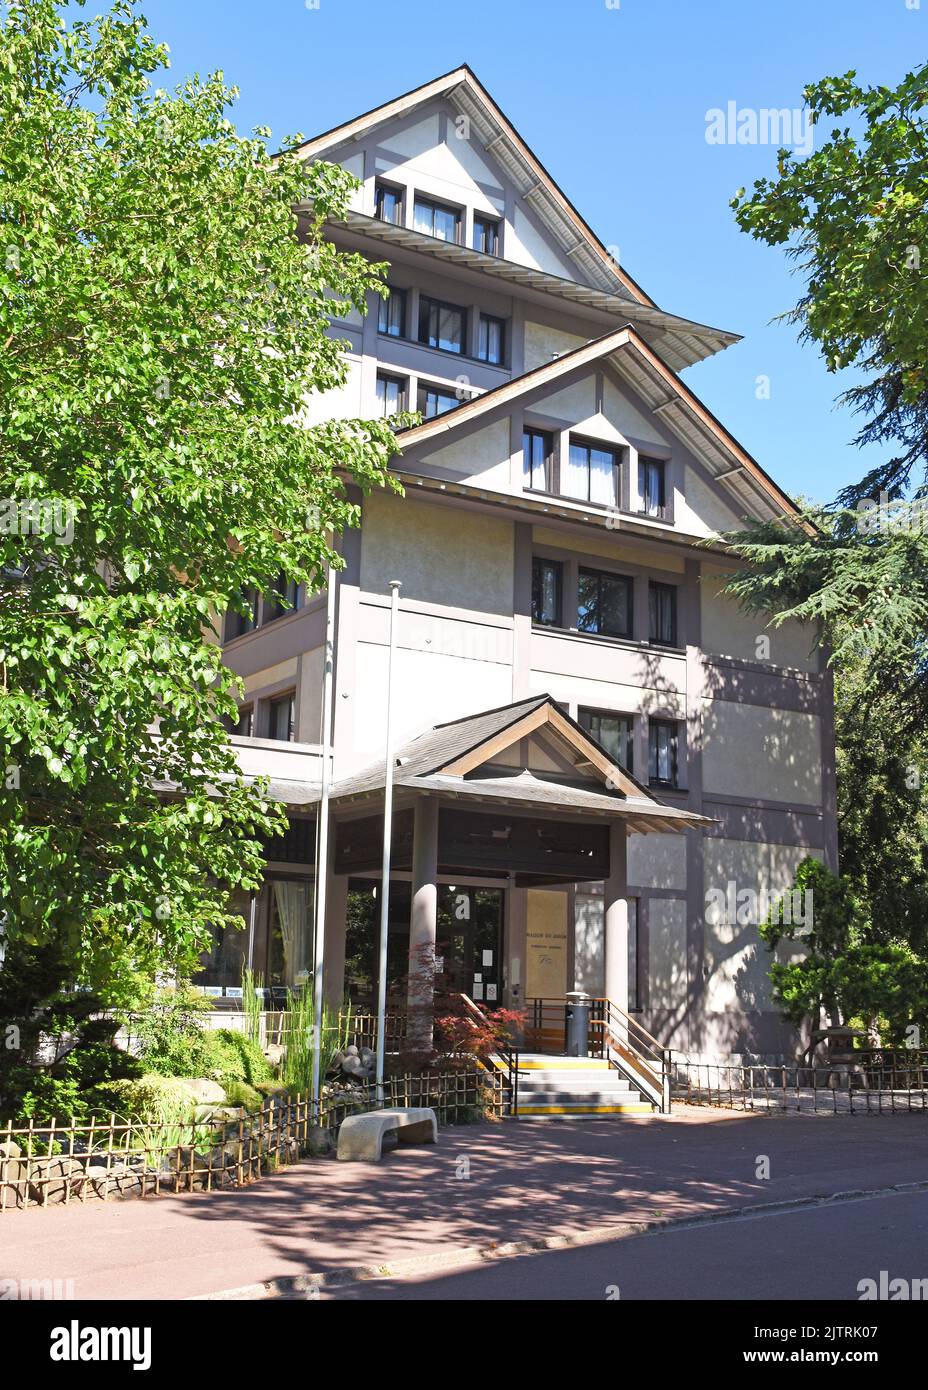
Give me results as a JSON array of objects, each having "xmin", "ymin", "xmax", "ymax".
[
  {"xmin": 88, "ymin": 1074, "xmax": 195, "ymax": 1122},
  {"xmin": 223, "ymin": 1080, "xmax": 264, "ymax": 1113}
]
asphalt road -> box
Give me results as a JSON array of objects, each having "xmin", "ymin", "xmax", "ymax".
[{"xmin": 321, "ymin": 1188, "xmax": 928, "ymax": 1301}]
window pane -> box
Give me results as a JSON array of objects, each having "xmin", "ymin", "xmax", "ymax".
[
  {"xmin": 531, "ymin": 559, "xmax": 561, "ymax": 626},
  {"xmin": 590, "ymin": 713, "xmax": 632, "ymax": 770},
  {"xmin": 601, "ymin": 574, "xmax": 631, "ymax": 636},
  {"xmin": 564, "ymin": 442, "xmax": 589, "ymax": 499},
  {"xmin": 523, "ymin": 430, "xmax": 550, "ymax": 491},
  {"xmin": 378, "ymin": 289, "xmax": 404, "ymax": 337},
  {"xmin": 577, "ymin": 570, "xmax": 600, "ymax": 632},
  {"xmin": 649, "ymin": 722, "xmax": 675, "ymax": 784},
  {"xmin": 649, "ymin": 583, "xmax": 677, "ymax": 644},
  {"xmin": 433, "ymin": 205, "xmax": 458, "ymax": 241},
  {"xmin": 590, "ymin": 448, "xmax": 617, "ymax": 506},
  {"xmin": 479, "ymin": 316, "xmax": 503, "ymax": 364},
  {"xmin": 413, "ymin": 200, "xmax": 434, "ymax": 235},
  {"xmin": 642, "ymin": 459, "xmax": 665, "ymax": 516},
  {"xmin": 270, "ymin": 696, "xmax": 295, "ymax": 743},
  {"xmin": 474, "ymin": 216, "xmax": 499, "ymax": 255},
  {"xmin": 420, "ymin": 387, "xmax": 459, "ymax": 418},
  {"xmin": 376, "ymin": 185, "xmax": 402, "ymax": 224}
]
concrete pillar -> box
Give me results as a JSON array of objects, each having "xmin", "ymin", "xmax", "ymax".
[
  {"xmin": 407, "ymin": 797, "xmax": 439, "ymax": 1036},
  {"xmin": 604, "ymin": 821, "xmax": 629, "ymax": 1013}
]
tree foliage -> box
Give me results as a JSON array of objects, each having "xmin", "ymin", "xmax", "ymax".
[{"xmin": 0, "ymin": 0, "xmax": 400, "ymax": 1003}]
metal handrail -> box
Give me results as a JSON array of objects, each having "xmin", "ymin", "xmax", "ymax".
[
  {"xmin": 457, "ymin": 993, "xmax": 521, "ymax": 1118},
  {"xmin": 591, "ymin": 997, "xmax": 671, "ymax": 1114}
]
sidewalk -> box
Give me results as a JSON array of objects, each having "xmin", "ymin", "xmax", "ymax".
[{"xmin": 3, "ymin": 1108, "xmax": 927, "ymax": 1301}]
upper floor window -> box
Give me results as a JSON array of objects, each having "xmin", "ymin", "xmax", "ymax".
[
  {"xmin": 378, "ymin": 286, "xmax": 406, "ymax": 338},
  {"xmin": 531, "ymin": 556, "xmax": 563, "ymax": 627},
  {"xmin": 478, "ymin": 314, "xmax": 505, "ymax": 365},
  {"xmin": 269, "ymin": 692, "xmax": 296, "ymax": 743},
  {"xmin": 417, "ymin": 382, "xmax": 463, "ymax": 418},
  {"xmin": 264, "ymin": 574, "xmax": 303, "ymax": 625},
  {"xmin": 374, "ymin": 181, "xmax": 404, "ymax": 225},
  {"xmin": 225, "ymin": 705, "xmax": 253, "ymax": 738},
  {"xmin": 224, "ymin": 588, "xmax": 259, "ymax": 641},
  {"xmin": 523, "ymin": 427, "xmax": 554, "ymax": 493},
  {"xmin": 473, "ymin": 214, "xmax": 500, "ymax": 256},
  {"xmin": 577, "ymin": 567, "xmax": 633, "ymax": 639},
  {"xmin": 579, "ymin": 708, "xmax": 634, "ymax": 772},
  {"xmin": 418, "ymin": 294, "xmax": 466, "ymax": 354},
  {"xmin": 649, "ymin": 581, "xmax": 677, "ymax": 646},
  {"xmin": 564, "ymin": 437, "xmax": 620, "ymax": 507},
  {"xmin": 640, "ymin": 457, "xmax": 667, "ymax": 519},
  {"xmin": 648, "ymin": 719, "xmax": 678, "ymax": 788},
  {"xmin": 413, "ymin": 196, "xmax": 461, "ymax": 243},
  {"xmin": 377, "ymin": 372, "xmax": 407, "ymax": 416}
]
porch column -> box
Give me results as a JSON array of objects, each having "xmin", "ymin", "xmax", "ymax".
[
  {"xmin": 604, "ymin": 821, "xmax": 629, "ymax": 1012},
  {"xmin": 407, "ymin": 796, "xmax": 439, "ymax": 1043}
]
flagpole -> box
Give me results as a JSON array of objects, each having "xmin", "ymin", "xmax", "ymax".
[
  {"xmin": 375, "ymin": 579, "xmax": 402, "ymax": 1104},
  {"xmin": 310, "ymin": 563, "xmax": 337, "ymax": 1120}
]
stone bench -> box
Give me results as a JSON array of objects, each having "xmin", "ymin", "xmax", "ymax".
[{"xmin": 336, "ymin": 1107, "xmax": 438, "ymax": 1162}]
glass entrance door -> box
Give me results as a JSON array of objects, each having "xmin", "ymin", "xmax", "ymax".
[{"xmin": 437, "ymin": 887, "xmax": 504, "ymax": 1005}]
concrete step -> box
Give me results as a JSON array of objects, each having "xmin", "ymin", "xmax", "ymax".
[
  {"xmin": 516, "ymin": 1099, "xmax": 653, "ymax": 1115},
  {"xmin": 516, "ymin": 1079, "xmax": 641, "ymax": 1097}
]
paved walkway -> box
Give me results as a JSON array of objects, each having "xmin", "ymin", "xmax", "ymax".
[{"xmin": 2, "ymin": 1108, "xmax": 927, "ymax": 1300}]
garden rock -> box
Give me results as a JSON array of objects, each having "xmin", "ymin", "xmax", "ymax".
[
  {"xmin": 304, "ymin": 1125, "xmax": 335, "ymax": 1158},
  {"xmin": 263, "ymin": 1043, "xmax": 285, "ymax": 1067},
  {"xmin": 177, "ymin": 1077, "xmax": 226, "ymax": 1105},
  {"xmin": 0, "ymin": 1140, "xmax": 26, "ymax": 1206}
]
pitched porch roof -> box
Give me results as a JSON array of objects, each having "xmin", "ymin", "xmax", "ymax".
[{"xmin": 318, "ymin": 694, "xmax": 713, "ymax": 835}]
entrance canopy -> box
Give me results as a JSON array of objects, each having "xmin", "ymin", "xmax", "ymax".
[{"xmin": 297, "ymin": 695, "xmax": 712, "ymax": 887}]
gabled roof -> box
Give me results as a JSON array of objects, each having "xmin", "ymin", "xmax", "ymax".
[
  {"xmin": 324, "ymin": 210, "xmax": 739, "ymax": 371},
  {"xmin": 395, "ymin": 324, "xmax": 811, "ymax": 533},
  {"xmin": 327, "ymin": 694, "xmax": 713, "ymax": 834},
  {"xmin": 288, "ymin": 64, "xmax": 655, "ymax": 305}
]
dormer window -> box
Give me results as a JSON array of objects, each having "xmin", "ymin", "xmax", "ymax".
[
  {"xmin": 473, "ymin": 214, "xmax": 500, "ymax": 256},
  {"xmin": 564, "ymin": 437, "xmax": 620, "ymax": 507},
  {"xmin": 413, "ymin": 196, "xmax": 461, "ymax": 244},
  {"xmin": 374, "ymin": 181, "xmax": 404, "ymax": 225},
  {"xmin": 641, "ymin": 457, "xmax": 667, "ymax": 519},
  {"xmin": 523, "ymin": 427, "xmax": 554, "ymax": 493}
]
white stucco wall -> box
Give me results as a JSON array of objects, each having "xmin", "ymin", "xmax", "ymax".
[{"xmin": 700, "ymin": 700, "xmax": 822, "ymax": 804}]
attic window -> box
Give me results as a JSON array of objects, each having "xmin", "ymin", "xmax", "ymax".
[
  {"xmin": 473, "ymin": 214, "xmax": 500, "ymax": 256},
  {"xmin": 374, "ymin": 181, "xmax": 404, "ymax": 225},
  {"xmin": 640, "ymin": 457, "xmax": 667, "ymax": 519},
  {"xmin": 413, "ymin": 196, "xmax": 461, "ymax": 244}
]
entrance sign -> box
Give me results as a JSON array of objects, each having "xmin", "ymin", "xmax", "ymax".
[{"xmin": 525, "ymin": 889, "xmax": 569, "ymax": 998}]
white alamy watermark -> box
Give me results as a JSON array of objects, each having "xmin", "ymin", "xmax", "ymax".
[
  {"xmin": 0, "ymin": 498, "xmax": 75, "ymax": 545},
  {"xmin": 705, "ymin": 102, "xmax": 814, "ymax": 156},
  {"xmin": 855, "ymin": 490, "xmax": 928, "ymax": 536},
  {"xmin": 858, "ymin": 1271, "xmax": 928, "ymax": 1300},
  {"xmin": 1, "ymin": 1278, "xmax": 75, "ymax": 1299},
  {"xmin": 704, "ymin": 880, "xmax": 813, "ymax": 930},
  {"xmin": 50, "ymin": 1320, "xmax": 151, "ymax": 1370}
]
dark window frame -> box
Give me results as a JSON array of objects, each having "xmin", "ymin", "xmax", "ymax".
[
  {"xmin": 478, "ymin": 313, "xmax": 506, "ymax": 365},
  {"xmin": 648, "ymin": 718, "xmax": 679, "ymax": 789},
  {"xmin": 377, "ymin": 285, "xmax": 407, "ymax": 338},
  {"xmin": 563, "ymin": 434, "xmax": 622, "ymax": 507},
  {"xmin": 473, "ymin": 213, "xmax": 501, "ymax": 256},
  {"xmin": 640, "ymin": 457, "xmax": 668, "ymax": 520},
  {"xmin": 417, "ymin": 293, "xmax": 467, "ymax": 354},
  {"xmin": 376, "ymin": 371, "xmax": 407, "ymax": 416},
  {"xmin": 416, "ymin": 381, "xmax": 465, "ymax": 418},
  {"xmin": 263, "ymin": 574, "xmax": 303, "ymax": 625},
  {"xmin": 523, "ymin": 426, "xmax": 556, "ymax": 494},
  {"xmin": 578, "ymin": 707, "xmax": 634, "ymax": 774},
  {"xmin": 531, "ymin": 555, "xmax": 563, "ymax": 628},
  {"xmin": 268, "ymin": 691, "xmax": 296, "ymax": 744},
  {"xmin": 374, "ymin": 180, "xmax": 404, "ymax": 225},
  {"xmin": 413, "ymin": 194, "xmax": 463, "ymax": 244},
  {"xmin": 577, "ymin": 566, "xmax": 634, "ymax": 640},
  {"xmin": 648, "ymin": 580, "xmax": 678, "ymax": 647}
]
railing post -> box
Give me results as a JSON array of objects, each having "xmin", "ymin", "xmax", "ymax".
[{"xmin": 661, "ymin": 1049, "xmax": 671, "ymax": 1114}]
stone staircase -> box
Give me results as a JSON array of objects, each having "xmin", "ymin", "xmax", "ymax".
[{"xmin": 513, "ymin": 1055, "xmax": 653, "ymax": 1116}]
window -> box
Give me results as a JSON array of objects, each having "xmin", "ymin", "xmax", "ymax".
[
  {"xmin": 413, "ymin": 196, "xmax": 461, "ymax": 243},
  {"xmin": 649, "ymin": 581, "xmax": 677, "ymax": 646},
  {"xmin": 478, "ymin": 314, "xmax": 505, "ymax": 365},
  {"xmin": 579, "ymin": 708, "xmax": 633, "ymax": 772},
  {"xmin": 264, "ymin": 574, "xmax": 303, "ymax": 624},
  {"xmin": 376, "ymin": 372, "xmax": 406, "ymax": 416},
  {"xmin": 224, "ymin": 705, "xmax": 254, "ymax": 738},
  {"xmin": 531, "ymin": 556, "xmax": 562, "ymax": 627},
  {"xmin": 418, "ymin": 294, "xmax": 466, "ymax": 353},
  {"xmin": 648, "ymin": 719, "xmax": 678, "ymax": 787},
  {"xmin": 269, "ymin": 693, "xmax": 295, "ymax": 743},
  {"xmin": 374, "ymin": 181, "xmax": 403, "ymax": 225},
  {"xmin": 473, "ymin": 214, "xmax": 500, "ymax": 256},
  {"xmin": 640, "ymin": 457, "xmax": 667, "ymax": 519},
  {"xmin": 577, "ymin": 567, "xmax": 633, "ymax": 639},
  {"xmin": 224, "ymin": 588, "xmax": 259, "ymax": 641},
  {"xmin": 377, "ymin": 286, "xmax": 406, "ymax": 338},
  {"xmin": 563, "ymin": 437, "xmax": 620, "ymax": 506},
  {"xmin": 523, "ymin": 427, "xmax": 554, "ymax": 493},
  {"xmin": 416, "ymin": 382, "xmax": 463, "ymax": 418}
]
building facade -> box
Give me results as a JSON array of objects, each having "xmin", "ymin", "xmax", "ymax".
[{"xmin": 202, "ymin": 67, "xmax": 837, "ymax": 1059}]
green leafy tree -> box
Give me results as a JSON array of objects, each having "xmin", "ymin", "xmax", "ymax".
[
  {"xmin": 760, "ymin": 858, "xmax": 927, "ymax": 1045},
  {"xmin": 0, "ymin": 0, "xmax": 401, "ymax": 1053}
]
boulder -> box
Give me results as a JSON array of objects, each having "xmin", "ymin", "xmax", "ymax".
[
  {"xmin": 304, "ymin": 1125, "xmax": 335, "ymax": 1158},
  {"xmin": 0, "ymin": 1141, "xmax": 26, "ymax": 1208},
  {"xmin": 27, "ymin": 1155, "xmax": 86, "ymax": 1206},
  {"xmin": 263, "ymin": 1043, "xmax": 285, "ymax": 1068},
  {"xmin": 177, "ymin": 1077, "xmax": 226, "ymax": 1105}
]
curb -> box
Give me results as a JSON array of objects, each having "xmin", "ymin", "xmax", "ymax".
[{"xmin": 192, "ymin": 1178, "xmax": 928, "ymax": 1299}]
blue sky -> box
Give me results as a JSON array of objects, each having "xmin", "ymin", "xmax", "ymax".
[{"xmin": 143, "ymin": 0, "xmax": 924, "ymax": 505}]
